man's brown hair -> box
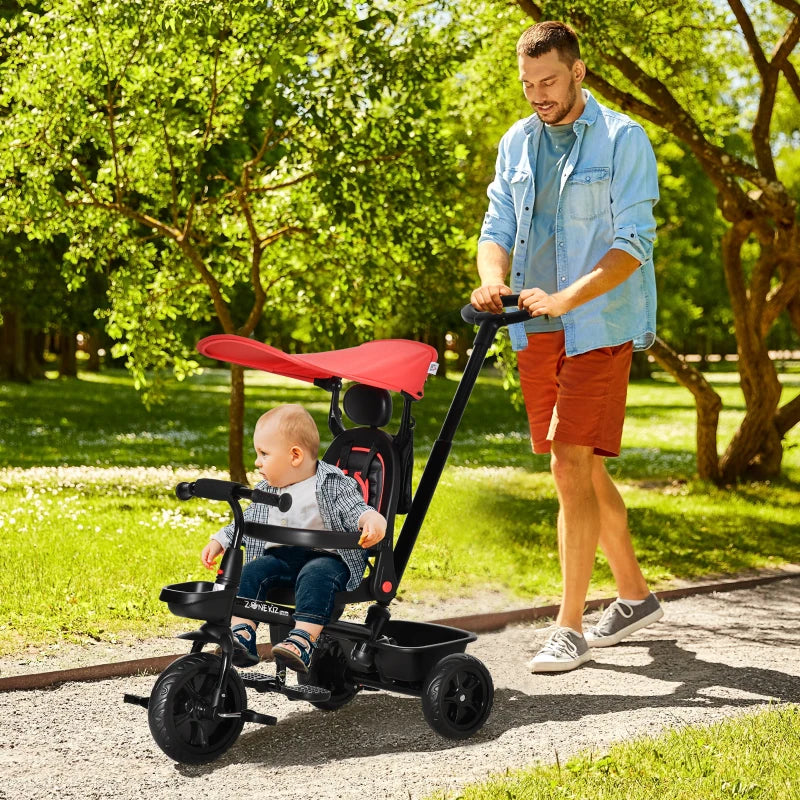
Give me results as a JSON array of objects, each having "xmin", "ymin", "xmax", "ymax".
[{"xmin": 516, "ymin": 21, "xmax": 581, "ymax": 66}]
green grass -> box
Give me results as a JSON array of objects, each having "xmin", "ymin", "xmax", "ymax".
[
  {"xmin": 425, "ymin": 706, "xmax": 800, "ymax": 800},
  {"xmin": 1, "ymin": 366, "xmax": 799, "ymax": 653}
]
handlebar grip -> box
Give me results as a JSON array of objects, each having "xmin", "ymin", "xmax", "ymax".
[
  {"xmin": 175, "ymin": 479, "xmax": 246, "ymax": 502},
  {"xmin": 175, "ymin": 480, "xmax": 292, "ymax": 512},
  {"xmin": 175, "ymin": 482, "xmax": 194, "ymax": 501},
  {"xmin": 250, "ymin": 488, "xmax": 293, "ymax": 512},
  {"xmin": 461, "ymin": 294, "xmax": 531, "ymax": 326}
]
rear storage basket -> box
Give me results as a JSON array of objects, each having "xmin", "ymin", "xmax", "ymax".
[{"xmin": 372, "ymin": 620, "xmax": 476, "ymax": 684}]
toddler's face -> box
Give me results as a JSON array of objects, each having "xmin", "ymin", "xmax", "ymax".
[{"xmin": 252, "ymin": 418, "xmax": 297, "ymax": 488}]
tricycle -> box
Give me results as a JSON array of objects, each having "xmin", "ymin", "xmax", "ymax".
[{"xmin": 125, "ymin": 298, "xmax": 529, "ymax": 763}]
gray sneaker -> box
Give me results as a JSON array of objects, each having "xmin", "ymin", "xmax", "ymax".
[
  {"xmin": 584, "ymin": 593, "xmax": 664, "ymax": 647},
  {"xmin": 528, "ymin": 627, "xmax": 591, "ymax": 673}
]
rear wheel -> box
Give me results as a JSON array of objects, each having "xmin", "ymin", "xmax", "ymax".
[
  {"xmin": 300, "ymin": 636, "xmax": 360, "ymax": 711},
  {"xmin": 422, "ymin": 653, "xmax": 493, "ymax": 739},
  {"xmin": 147, "ymin": 652, "xmax": 246, "ymax": 764}
]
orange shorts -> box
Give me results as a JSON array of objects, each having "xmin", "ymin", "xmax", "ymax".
[{"xmin": 517, "ymin": 331, "xmax": 633, "ymax": 457}]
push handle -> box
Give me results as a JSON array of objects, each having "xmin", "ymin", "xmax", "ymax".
[
  {"xmin": 175, "ymin": 479, "xmax": 292, "ymax": 511},
  {"xmin": 460, "ymin": 293, "xmax": 531, "ymax": 326}
]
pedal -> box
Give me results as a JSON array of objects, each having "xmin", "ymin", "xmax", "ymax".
[
  {"xmin": 241, "ymin": 709, "xmax": 277, "ymax": 726},
  {"xmin": 282, "ymin": 683, "xmax": 332, "ymax": 703},
  {"xmin": 240, "ymin": 671, "xmax": 281, "ymax": 693},
  {"xmin": 123, "ymin": 693, "xmax": 149, "ymax": 709}
]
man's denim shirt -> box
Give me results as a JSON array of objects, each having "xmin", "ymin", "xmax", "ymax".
[{"xmin": 479, "ymin": 90, "xmax": 659, "ymax": 355}]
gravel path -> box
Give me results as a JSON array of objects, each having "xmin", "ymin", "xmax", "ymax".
[{"xmin": 2, "ymin": 580, "xmax": 799, "ymax": 800}]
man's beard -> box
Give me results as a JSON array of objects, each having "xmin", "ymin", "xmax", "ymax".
[{"xmin": 537, "ymin": 81, "xmax": 578, "ymax": 124}]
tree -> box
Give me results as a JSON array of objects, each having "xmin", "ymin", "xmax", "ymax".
[
  {"xmin": 510, "ymin": 0, "xmax": 800, "ymax": 483},
  {"xmin": 0, "ymin": 0, "xmax": 475, "ymax": 480},
  {"xmin": 0, "ymin": 233, "xmax": 107, "ymax": 380}
]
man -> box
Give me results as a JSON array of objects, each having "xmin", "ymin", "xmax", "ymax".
[{"xmin": 471, "ymin": 21, "xmax": 663, "ymax": 673}]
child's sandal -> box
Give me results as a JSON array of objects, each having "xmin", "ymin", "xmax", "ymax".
[
  {"xmin": 271, "ymin": 628, "xmax": 316, "ymax": 674},
  {"xmin": 231, "ymin": 622, "xmax": 260, "ymax": 667}
]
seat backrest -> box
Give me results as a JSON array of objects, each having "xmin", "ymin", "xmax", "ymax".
[{"xmin": 322, "ymin": 384, "xmax": 398, "ymax": 519}]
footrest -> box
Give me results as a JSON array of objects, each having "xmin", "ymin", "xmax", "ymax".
[
  {"xmin": 239, "ymin": 671, "xmax": 331, "ymax": 703},
  {"xmin": 283, "ymin": 683, "xmax": 332, "ymax": 703},
  {"xmin": 240, "ymin": 672, "xmax": 281, "ymax": 693}
]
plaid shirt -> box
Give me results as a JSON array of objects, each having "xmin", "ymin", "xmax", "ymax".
[{"xmin": 212, "ymin": 461, "xmax": 372, "ymax": 591}]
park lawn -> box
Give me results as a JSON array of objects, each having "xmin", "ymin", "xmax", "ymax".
[
  {"xmin": 1, "ymin": 366, "xmax": 799, "ymax": 653},
  {"xmin": 424, "ymin": 705, "xmax": 800, "ymax": 800}
]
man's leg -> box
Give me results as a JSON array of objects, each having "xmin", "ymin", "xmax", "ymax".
[
  {"xmin": 592, "ymin": 457, "xmax": 649, "ymax": 601},
  {"xmin": 550, "ymin": 441, "xmax": 599, "ymax": 632},
  {"xmin": 528, "ymin": 440, "xmax": 596, "ymax": 673},
  {"xmin": 586, "ymin": 459, "xmax": 663, "ymax": 646}
]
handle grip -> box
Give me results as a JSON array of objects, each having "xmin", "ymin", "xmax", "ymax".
[
  {"xmin": 461, "ymin": 294, "xmax": 531, "ymax": 326},
  {"xmin": 175, "ymin": 479, "xmax": 292, "ymax": 511},
  {"xmin": 250, "ymin": 487, "xmax": 293, "ymax": 512}
]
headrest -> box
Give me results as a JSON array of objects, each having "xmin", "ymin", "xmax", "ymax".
[{"xmin": 343, "ymin": 384, "xmax": 393, "ymax": 428}]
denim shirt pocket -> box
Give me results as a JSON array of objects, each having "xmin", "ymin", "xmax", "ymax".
[
  {"xmin": 564, "ymin": 166, "xmax": 610, "ymax": 221},
  {"xmin": 502, "ymin": 168, "xmax": 532, "ymax": 219}
]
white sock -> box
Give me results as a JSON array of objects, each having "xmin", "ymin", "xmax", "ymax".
[{"xmin": 618, "ymin": 597, "xmax": 646, "ymax": 606}]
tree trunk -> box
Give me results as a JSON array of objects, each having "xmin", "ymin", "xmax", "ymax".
[
  {"xmin": 59, "ymin": 326, "xmax": 78, "ymax": 377},
  {"xmin": 717, "ymin": 225, "xmax": 784, "ymax": 482},
  {"xmin": 0, "ymin": 308, "xmax": 30, "ymax": 382},
  {"xmin": 228, "ymin": 363, "xmax": 248, "ymax": 483},
  {"xmin": 647, "ymin": 337, "xmax": 723, "ymax": 483},
  {"xmin": 84, "ymin": 329, "xmax": 102, "ymax": 372},
  {"xmin": 24, "ymin": 329, "xmax": 45, "ymax": 379}
]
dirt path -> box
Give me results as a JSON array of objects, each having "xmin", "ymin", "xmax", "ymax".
[{"xmin": 1, "ymin": 580, "xmax": 799, "ymax": 800}]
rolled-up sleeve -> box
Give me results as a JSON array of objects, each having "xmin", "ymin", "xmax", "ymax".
[
  {"xmin": 610, "ymin": 124, "xmax": 658, "ymax": 264},
  {"xmin": 478, "ymin": 142, "xmax": 517, "ymax": 253}
]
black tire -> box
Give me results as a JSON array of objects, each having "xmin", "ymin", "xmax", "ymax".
[
  {"xmin": 299, "ymin": 636, "xmax": 360, "ymax": 711},
  {"xmin": 422, "ymin": 653, "xmax": 493, "ymax": 740},
  {"xmin": 147, "ymin": 652, "xmax": 246, "ymax": 764}
]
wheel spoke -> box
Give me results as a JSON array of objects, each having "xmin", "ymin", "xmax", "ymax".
[{"xmin": 173, "ymin": 710, "xmax": 193, "ymax": 733}]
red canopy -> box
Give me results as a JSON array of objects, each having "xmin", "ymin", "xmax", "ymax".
[{"xmin": 197, "ymin": 335, "xmax": 439, "ymax": 398}]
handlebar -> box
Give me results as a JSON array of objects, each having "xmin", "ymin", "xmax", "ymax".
[
  {"xmin": 461, "ymin": 293, "xmax": 531, "ymax": 327},
  {"xmin": 176, "ymin": 479, "xmax": 292, "ymax": 512}
]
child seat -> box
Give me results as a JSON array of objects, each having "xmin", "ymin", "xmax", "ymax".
[{"xmin": 260, "ymin": 383, "xmax": 402, "ymax": 621}]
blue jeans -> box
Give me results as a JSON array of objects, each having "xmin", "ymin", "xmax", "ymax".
[{"xmin": 239, "ymin": 546, "xmax": 350, "ymax": 626}]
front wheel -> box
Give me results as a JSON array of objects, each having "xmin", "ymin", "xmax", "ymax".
[
  {"xmin": 147, "ymin": 652, "xmax": 246, "ymax": 764},
  {"xmin": 422, "ymin": 653, "xmax": 493, "ymax": 739}
]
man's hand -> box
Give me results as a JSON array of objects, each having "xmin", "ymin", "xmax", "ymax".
[
  {"xmin": 357, "ymin": 510, "xmax": 387, "ymax": 549},
  {"xmin": 470, "ymin": 283, "xmax": 513, "ymax": 313},
  {"xmin": 518, "ymin": 287, "xmax": 569, "ymax": 319}
]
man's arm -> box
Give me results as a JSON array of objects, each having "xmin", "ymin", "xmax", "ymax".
[
  {"xmin": 470, "ymin": 241, "xmax": 513, "ymax": 312},
  {"xmin": 521, "ymin": 123, "xmax": 657, "ymax": 319},
  {"xmin": 519, "ymin": 248, "xmax": 641, "ymax": 319}
]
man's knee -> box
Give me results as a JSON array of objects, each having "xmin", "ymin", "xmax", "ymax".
[{"xmin": 550, "ymin": 442, "xmax": 595, "ymax": 487}]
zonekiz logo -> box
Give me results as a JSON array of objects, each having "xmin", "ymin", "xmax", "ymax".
[{"xmin": 242, "ymin": 599, "xmax": 288, "ymax": 616}]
